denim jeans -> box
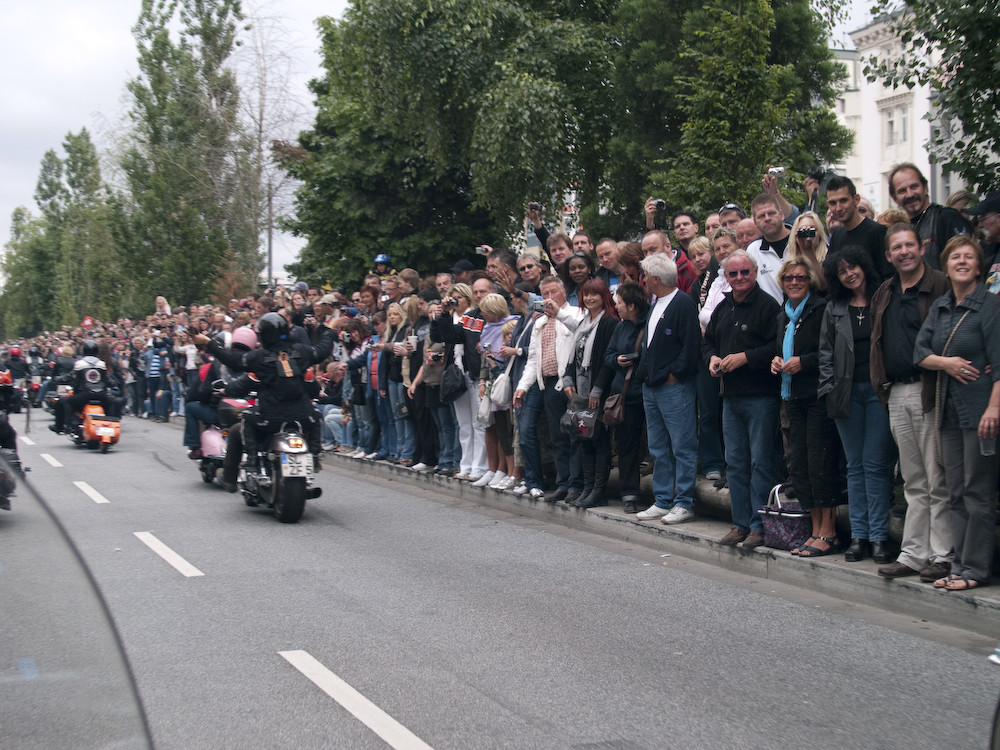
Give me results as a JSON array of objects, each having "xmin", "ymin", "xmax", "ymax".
[
  {"xmin": 430, "ymin": 402, "xmax": 459, "ymax": 469},
  {"xmin": 834, "ymin": 380, "xmax": 893, "ymax": 542},
  {"xmin": 723, "ymin": 394, "xmax": 780, "ymax": 532},
  {"xmin": 170, "ymin": 377, "xmax": 184, "ymax": 416},
  {"xmin": 643, "ymin": 379, "xmax": 698, "ymax": 509},
  {"xmin": 183, "ymin": 400, "xmax": 217, "ymax": 450},
  {"xmin": 322, "ymin": 405, "xmax": 346, "ymax": 446},
  {"xmin": 517, "ymin": 385, "xmax": 545, "ymax": 490},
  {"xmin": 388, "ymin": 380, "xmax": 415, "ymax": 460},
  {"xmin": 375, "ymin": 390, "xmax": 396, "ymax": 458}
]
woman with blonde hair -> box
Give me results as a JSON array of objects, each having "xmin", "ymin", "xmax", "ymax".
[{"xmin": 786, "ymin": 211, "xmax": 829, "ymax": 290}]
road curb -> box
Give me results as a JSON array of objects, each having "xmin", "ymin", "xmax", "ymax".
[{"xmin": 328, "ymin": 453, "xmax": 1000, "ymax": 638}]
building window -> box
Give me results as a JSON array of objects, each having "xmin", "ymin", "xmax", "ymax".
[
  {"xmin": 886, "ymin": 109, "xmax": 896, "ymax": 147},
  {"xmin": 900, "ymin": 106, "xmax": 909, "ymax": 143}
]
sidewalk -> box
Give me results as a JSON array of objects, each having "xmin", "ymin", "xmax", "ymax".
[{"xmin": 328, "ymin": 452, "xmax": 1000, "ymax": 638}]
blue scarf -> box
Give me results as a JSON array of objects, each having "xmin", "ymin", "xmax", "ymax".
[{"xmin": 781, "ymin": 293, "xmax": 810, "ymax": 401}]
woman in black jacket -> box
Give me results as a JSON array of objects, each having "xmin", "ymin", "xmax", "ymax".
[
  {"xmin": 563, "ymin": 278, "xmax": 619, "ymax": 508},
  {"xmin": 817, "ymin": 246, "xmax": 894, "ymax": 563},
  {"xmin": 604, "ymin": 283, "xmax": 650, "ymax": 513},
  {"xmin": 770, "ymin": 258, "xmax": 842, "ymax": 557}
]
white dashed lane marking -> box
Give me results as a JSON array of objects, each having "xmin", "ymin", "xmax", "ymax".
[
  {"xmin": 73, "ymin": 481, "xmax": 110, "ymax": 504},
  {"xmin": 133, "ymin": 532, "xmax": 205, "ymax": 577}
]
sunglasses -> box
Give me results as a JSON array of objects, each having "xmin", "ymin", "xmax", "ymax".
[
  {"xmin": 726, "ymin": 268, "xmax": 753, "ymax": 279},
  {"xmin": 518, "ymin": 263, "xmax": 536, "ymax": 271},
  {"xmin": 718, "ymin": 202, "xmax": 743, "ymax": 215},
  {"xmin": 782, "ymin": 274, "xmax": 808, "ymax": 283}
]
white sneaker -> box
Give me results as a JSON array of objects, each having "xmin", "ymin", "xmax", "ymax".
[
  {"xmin": 529, "ymin": 488, "xmax": 545, "ymax": 499},
  {"xmin": 471, "ymin": 471, "xmax": 496, "ymax": 487},
  {"xmin": 417, "ymin": 464, "xmax": 437, "ymax": 473},
  {"xmin": 662, "ymin": 506, "xmax": 695, "ymax": 525},
  {"xmin": 511, "ymin": 481, "xmax": 529, "ymax": 495},
  {"xmin": 636, "ymin": 504, "xmax": 670, "ymax": 521},
  {"xmin": 466, "ymin": 474, "xmax": 483, "ymax": 483},
  {"xmin": 411, "ymin": 462, "xmax": 429, "ymax": 472},
  {"xmin": 350, "ymin": 449, "xmax": 366, "ymax": 458},
  {"xmin": 488, "ymin": 472, "xmax": 508, "ymax": 489},
  {"xmin": 454, "ymin": 472, "xmax": 470, "ymax": 481},
  {"xmin": 704, "ymin": 470, "xmax": 722, "ymax": 481},
  {"xmin": 364, "ymin": 451, "xmax": 379, "ymax": 460},
  {"xmin": 494, "ymin": 475, "xmax": 515, "ymax": 490}
]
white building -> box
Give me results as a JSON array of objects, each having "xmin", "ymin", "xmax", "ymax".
[{"xmin": 833, "ymin": 16, "xmax": 957, "ymax": 214}]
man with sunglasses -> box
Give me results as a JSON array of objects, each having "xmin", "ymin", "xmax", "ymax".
[
  {"xmin": 703, "ymin": 251, "xmax": 781, "ymax": 549},
  {"xmin": 516, "ymin": 255, "xmax": 543, "ymax": 293},
  {"xmin": 826, "ymin": 175, "xmax": 892, "ymax": 278}
]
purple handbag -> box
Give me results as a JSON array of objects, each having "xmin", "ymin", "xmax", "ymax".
[{"xmin": 758, "ymin": 484, "xmax": 811, "ymax": 551}]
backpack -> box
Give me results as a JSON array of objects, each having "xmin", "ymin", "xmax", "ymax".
[{"xmin": 260, "ymin": 346, "xmax": 307, "ymax": 402}]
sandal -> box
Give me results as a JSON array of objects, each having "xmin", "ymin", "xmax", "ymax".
[
  {"xmin": 791, "ymin": 536, "xmax": 818, "ymax": 556},
  {"xmin": 933, "ymin": 574, "xmax": 961, "ymax": 589},
  {"xmin": 798, "ymin": 536, "xmax": 840, "ymax": 558},
  {"xmin": 944, "ymin": 574, "xmax": 982, "ymax": 591}
]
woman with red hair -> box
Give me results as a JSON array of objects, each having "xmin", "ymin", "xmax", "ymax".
[{"xmin": 562, "ymin": 278, "xmax": 620, "ymax": 507}]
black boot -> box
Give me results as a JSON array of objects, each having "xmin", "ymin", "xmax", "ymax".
[
  {"xmin": 577, "ymin": 449, "xmax": 609, "ymax": 508},
  {"xmin": 872, "ymin": 541, "xmax": 892, "ymax": 564},
  {"xmin": 844, "ymin": 539, "xmax": 870, "ymax": 562},
  {"xmin": 573, "ymin": 454, "xmax": 595, "ymax": 507},
  {"xmin": 622, "ymin": 495, "xmax": 640, "ymax": 514}
]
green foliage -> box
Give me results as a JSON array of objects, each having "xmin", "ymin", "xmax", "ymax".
[{"xmin": 865, "ymin": 1, "xmax": 1000, "ymax": 191}]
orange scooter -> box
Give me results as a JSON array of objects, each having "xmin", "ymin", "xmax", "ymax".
[{"xmin": 70, "ymin": 402, "xmax": 121, "ymax": 453}]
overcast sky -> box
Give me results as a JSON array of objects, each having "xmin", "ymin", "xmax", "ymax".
[
  {"xmin": 0, "ymin": 0, "xmax": 349, "ymax": 276},
  {"xmin": 0, "ymin": 0, "xmax": 870, "ymax": 278}
]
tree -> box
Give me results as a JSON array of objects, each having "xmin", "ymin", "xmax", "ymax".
[
  {"xmin": 120, "ymin": 0, "xmax": 260, "ymax": 307},
  {"xmin": 865, "ymin": 1, "xmax": 1000, "ymax": 191}
]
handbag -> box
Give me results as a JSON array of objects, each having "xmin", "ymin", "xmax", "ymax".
[
  {"xmin": 392, "ymin": 399, "xmax": 410, "ymax": 420},
  {"xmin": 560, "ymin": 394, "xmax": 601, "ymax": 440},
  {"xmin": 440, "ymin": 362, "xmax": 467, "ymax": 403},
  {"xmin": 489, "ymin": 357, "xmax": 515, "ymax": 409},
  {"xmin": 476, "ymin": 383, "xmax": 494, "ymax": 425},
  {"xmin": 603, "ymin": 327, "xmax": 643, "ymax": 427},
  {"xmin": 758, "ymin": 484, "xmax": 811, "ymax": 551}
]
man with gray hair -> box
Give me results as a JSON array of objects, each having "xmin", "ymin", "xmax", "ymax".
[
  {"xmin": 703, "ymin": 250, "xmax": 781, "ymax": 548},
  {"xmin": 633, "ymin": 254, "xmax": 702, "ymax": 525}
]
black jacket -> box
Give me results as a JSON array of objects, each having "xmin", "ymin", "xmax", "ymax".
[
  {"xmin": 637, "ymin": 291, "xmax": 702, "ymax": 387},
  {"xmin": 703, "ymin": 284, "xmax": 781, "ymax": 399},
  {"xmin": 774, "ymin": 293, "xmax": 826, "ymax": 401}
]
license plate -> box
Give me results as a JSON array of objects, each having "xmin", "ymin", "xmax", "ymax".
[
  {"xmin": 97, "ymin": 427, "xmax": 116, "ymax": 437},
  {"xmin": 280, "ymin": 454, "xmax": 310, "ymax": 477}
]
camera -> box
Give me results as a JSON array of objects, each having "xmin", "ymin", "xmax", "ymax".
[
  {"xmin": 623, "ymin": 352, "xmax": 641, "ymax": 364},
  {"xmin": 475, "ymin": 245, "xmax": 490, "ymax": 256},
  {"xmin": 380, "ymin": 294, "xmax": 390, "ymax": 303},
  {"xmin": 339, "ymin": 330, "xmax": 351, "ymax": 344},
  {"xmin": 768, "ymin": 166, "xmax": 785, "ymax": 177},
  {"xmin": 445, "ymin": 297, "xmax": 459, "ymax": 308},
  {"xmin": 653, "ymin": 199, "xmax": 666, "ymax": 211},
  {"xmin": 528, "ymin": 202, "xmax": 542, "ymax": 212},
  {"xmin": 429, "ymin": 352, "xmax": 444, "ymax": 362},
  {"xmin": 796, "ymin": 226, "xmax": 817, "ymax": 238},
  {"xmin": 531, "ymin": 299, "xmax": 545, "ymax": 313}
]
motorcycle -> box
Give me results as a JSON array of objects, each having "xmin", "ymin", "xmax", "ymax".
[
  {"xmin": 238, "ymin": 418, "xmax": 321, "ymax": 524},
  {"xmin": 68, "ymin": 402, "xmax": 121, "ymax": 453},
  {"xmin": 0, "ymin": 443, "xmax": 24, "ymax": 512},
  {"xmin": 197, "ymin": 395, "xmax": 254, "ymax": 485},
  {"xmin": 44, "ymin": 384, "xmax": 71, "ymax": 415}
]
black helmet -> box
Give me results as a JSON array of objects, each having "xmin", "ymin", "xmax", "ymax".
[
  {"xmin": 256, "ymin": 312, "xmax": 288, "ymax": 347},
  {"xmin": 82, "ymin": 340, "xmax": 99, "ymax": 357},
  {"xmin": 28, "ymin": 345, "xmax": 40, "ymax": 356}
]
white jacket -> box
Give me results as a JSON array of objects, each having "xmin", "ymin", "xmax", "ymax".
[{"xmin": 516, "ymin": 305, "xmax": 585, "ymax": 392}]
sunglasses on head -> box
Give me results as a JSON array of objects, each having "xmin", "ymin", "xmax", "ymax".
[{"xmin": 726, "ymin": 268, "xmax": 753, "ymax": 279}]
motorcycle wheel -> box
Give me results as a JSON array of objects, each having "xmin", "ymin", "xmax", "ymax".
[
  {"xmin": 100, "ymin": 442, "xmax": 109, "ymax": 454},
  {"xmin": 201, "ymin": 464, "xmax": 216, "ymax": 484},
  {"xmin": 273, "ymin": 474, "xmax": 306, "ymax": 524}
]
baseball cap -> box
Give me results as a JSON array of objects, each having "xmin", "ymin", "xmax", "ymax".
[
  {"xmin": 450, "ymin": 259, "xmax": 475, "ymax": 273},
  {"xmin": 967, "ymin": 191, "xmax": 1000, "ymax": 217}
]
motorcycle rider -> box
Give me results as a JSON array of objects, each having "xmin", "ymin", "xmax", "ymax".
[
  {"xmin": 24, "ymin": 345, "xmax": 45, "ymax": 405},
  {"xmin": 39, "ymin": 344, "xmax": 79, "ymax": 409},
  {"xmin": 7, "ymin": 346, "xmax": 29, "ymax": 383},
  {"xmin": 0, "ymin": 367, "xmax": 21, "ymax": 510},
  {"xmin": 49, "ymin": 339, "xmax": 124, "ymax": 434},
  {"xmin": 195, "ymin": 313, "xmax": 335, "ymax": 492},
  {"xmin": 183, "ymin": 327, "xmax": 257, "ymax": 460}
]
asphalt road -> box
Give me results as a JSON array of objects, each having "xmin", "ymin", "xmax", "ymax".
[{"xmin": 3, "ymin": 411, "xmax": 999, "ymax": 749}]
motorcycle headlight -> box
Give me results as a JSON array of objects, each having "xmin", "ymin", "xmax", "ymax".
[{"xmin": 287, "ymin": 437, "xmax": 304, "ymax": 450}]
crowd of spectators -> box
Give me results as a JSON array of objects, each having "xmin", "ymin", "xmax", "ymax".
[{"xmin": 5, "ymin": 162, "xmax": 1000, "ymax": 588}]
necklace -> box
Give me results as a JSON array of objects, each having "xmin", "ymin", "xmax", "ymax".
[{"xmin": 851, "ymin": 304, "xmax": 868, "ymax": 325}]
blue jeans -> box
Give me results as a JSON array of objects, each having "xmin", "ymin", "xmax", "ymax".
[
  {"xmin": 430, "ymin": 403, "xmax": 458, "ymax": 469},
  {"xmin": 723, "ymin": 395, "xmax": 780, "ymax": 532},
  {"xmin": 170, "ymin": 377, "xmax": 184, "ymax": 416},
  {"xmin": 834, "ymin": 380, "xmax": 893, "ymax": 542},
  {"xmin": 183, "ymin": 400, "xmax": 217, "ymax": 450},
  {"xmin": 517, "ymin": 385, "xmax": 545, "ymax": 490},
  {"xmin": 643, "ymin": 379, "xmax": 698, "ymax": 509},
  {"xmin": 388, "ymin": 380, "xmax": 415, "ymax": 460},
  {"xmin": 375, "ymin": 390, "xmax": 396, "ymax": 458},
  {"xmin": 322, "ymin": 405, "xmax": 346, "ymax": 446}
]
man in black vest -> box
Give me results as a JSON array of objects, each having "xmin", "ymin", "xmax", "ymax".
[{"xmin": 888, "ymin": 162, "xmax": 971, "ymax": 270}]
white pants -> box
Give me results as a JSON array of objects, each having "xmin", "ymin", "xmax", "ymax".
[{"xmin": 453, "ymin": 373, "xmax": 488, "ymax": 475}]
